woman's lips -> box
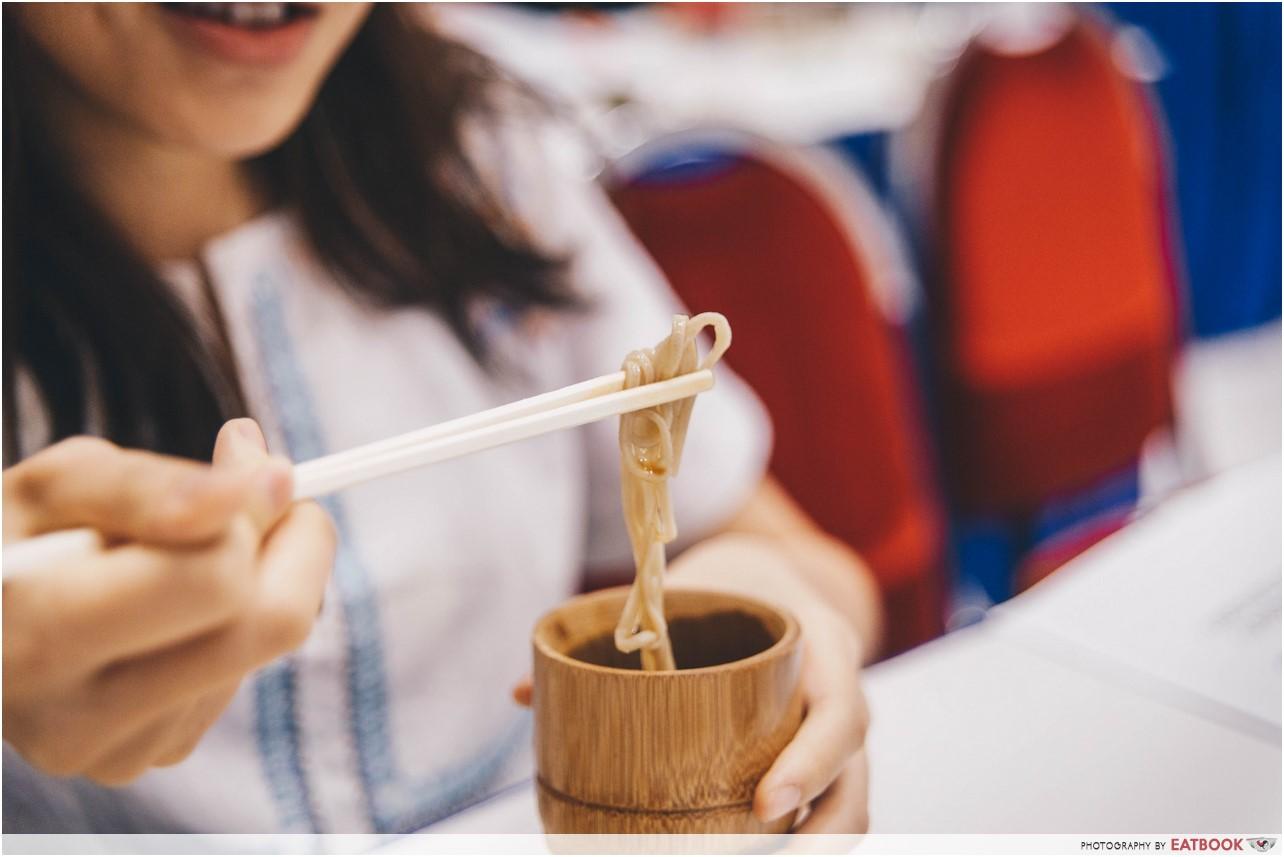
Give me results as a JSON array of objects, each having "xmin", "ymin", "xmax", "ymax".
[{"xmin": 159, "ymin": 3, "xmax": 319, "ymax": 67}]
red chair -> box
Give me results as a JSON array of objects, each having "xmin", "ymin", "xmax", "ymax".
[
  {"xmin": 607, "ymin": 135, "xmax": 946, "ymax": 655},
  {"xmin": 923, "ymin": 16, "xmax": 1180, "ymax": 516}
]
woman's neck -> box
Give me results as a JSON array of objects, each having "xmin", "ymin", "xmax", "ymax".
[
  {"xmin": 40, "ymin": 73, "xmax": 267, "ymax": 264},
  {"xmin": 75, "ymin": 132, "xmax": 266, "ymax": 265}
]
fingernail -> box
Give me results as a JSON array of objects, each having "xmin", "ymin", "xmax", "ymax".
[
  {"xmin": 761, "ymin": 784, "xmax": 800, "ymax": 822},
  {"xmin": 234, "ymin": 420, "xmax": 262, "ymax": 443}
]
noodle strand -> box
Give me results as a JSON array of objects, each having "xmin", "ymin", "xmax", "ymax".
[{"xmin": 614, "ymin": 312, "xmax": 732, "ymax": 671}]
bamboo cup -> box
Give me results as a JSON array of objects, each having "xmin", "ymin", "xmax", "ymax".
[{"xmin": 532, "ymin": 586, "xmax": 803, "ymax": 834}]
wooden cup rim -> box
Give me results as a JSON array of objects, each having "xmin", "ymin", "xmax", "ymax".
[{"xmin": 533, "ymin": 586, "xmax": 800, "ymax": 677}]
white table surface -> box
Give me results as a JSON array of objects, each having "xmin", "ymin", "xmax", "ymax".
[{"xmin": 394, "ymin": 455, "xmax": 1281, "ymax": 843}]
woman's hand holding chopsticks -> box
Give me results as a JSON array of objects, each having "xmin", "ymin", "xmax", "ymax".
[{"xmin": 2, "ymin": 419, "xmax": 336, "ymax": 784}]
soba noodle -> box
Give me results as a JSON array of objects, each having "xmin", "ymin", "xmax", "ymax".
[{"xmin": 614, "ymin": 312, "xmax": 732, "ymax": 671}]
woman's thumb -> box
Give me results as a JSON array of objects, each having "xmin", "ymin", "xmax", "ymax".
[
  {"xmin": 213, "ymin": 419, "xmax": 293, "ymax": 532},
  {"xmin": 213, "ymin": 418, "xmax": 270, "ymax": 467}
]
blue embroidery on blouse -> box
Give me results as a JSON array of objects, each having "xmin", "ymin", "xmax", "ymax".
[
  {"xmin": 248, "ymin": 272, "xmax": 396, "ymax": 830},
  {"xmin": 247, "ymin": 270, "xmax": 527, "ymax": 833},
  {"xmin": 252, "ymin": 661, "xmax": 319, "ymax": 833},
  {"xmin": 381, "ymin": 713, "xmax": 531, "ymax": 834}
]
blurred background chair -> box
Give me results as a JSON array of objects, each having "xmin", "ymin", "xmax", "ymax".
[
  {"xmin": 908, "ymin": 14, "xmax": 1181, "ymax": 601},
  {"xmin": 606, "ymin": 134, "xmax": 946, "ymax": 656}
]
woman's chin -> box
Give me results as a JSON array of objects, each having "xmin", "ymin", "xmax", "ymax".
[{"xmin": 161, "ymin": 103, "xmax": 313, "ymax": 161}]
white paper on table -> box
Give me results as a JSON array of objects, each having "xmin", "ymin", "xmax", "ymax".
[
  {"xmin": 863, "ymin": 625, "xmax": 1281, "ymax": 833},
  {"xmin": 993, "ymin": 454, "xmax": 1282, "ymax": 736},
  {"xmin": 1174, "ymin": 321, "xmax": 1282, "ymax": 480}
]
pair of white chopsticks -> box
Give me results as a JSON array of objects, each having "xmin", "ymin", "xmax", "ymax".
[{"xmin": 1, "ymin": 368, "xmax": 715, "ymax": 579}]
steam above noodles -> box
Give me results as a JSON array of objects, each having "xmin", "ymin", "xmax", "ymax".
[{"xmin": 614, "ymin": 312, "xmax": 732, "ymax": 671}]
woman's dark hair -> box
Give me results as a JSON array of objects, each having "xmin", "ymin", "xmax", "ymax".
[{"xmin": 4, "ymin": 6, "xmax": 573, "ymax": 463}]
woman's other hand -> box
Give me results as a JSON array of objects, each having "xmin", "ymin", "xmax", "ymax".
[
  {"xmin": 666, "ymin": 533, "xmax": 871, "ymax": 833},
  {"xmin": 2, "ymin": 419, "xmax": 336, "ymax": 784}
]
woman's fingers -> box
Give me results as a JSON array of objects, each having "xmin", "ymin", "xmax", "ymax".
[
  {"xmin": 152, "ymin": 682, "xmax": 241, "ymax": 767},
  {"xmin": 93, "ymin": 501, "xmax": 336, "ymax": 719},
  {"xmin": 754, "ymin": 618, "xmax": 868, "ymax": 824},
  {"xmin": 794, "ymin": 752, "xmax": 870, "ymax": 834},
  {"xmin": 754, "ymin": 697, "xmax": 863, "ymax": 822},
  {"xmin": 212, "ymin": 419, "xmax": 268, "ymax": 469},
  {"xmin": 2, "ymin": 422, "xmax": 320, "ymax": 784},
  {"xmin": 512, "ymin": 675, "xmax": 533, "ymax": 707},
  {"xmin": 211, "ymin": 420, "xmax": 295, "ymax": 533},
  {"xmin": 251, "ymin": 500, "xmax": 336, "ymax": 650},
  {"xmin": 78, "ymin": 680, "xmax": 239, "ymax": 785},
  {"xmin": 6, "ymin": 500, "xmax": 330, "ymax": 782},
  {"xmin": 2, "ymin": 503, "xmax": 326, "ymax": 776},
  {"xmin": 80, "ymin": 711, "xmax": 188, "ymax": 786},
  {"xmin": 4, "ymin": 434, "xmax": 289, "ymax": 545},
  {"xmin": 6, "ymin": 420, "xmax": 298, "ymax": 680},
  {"xmin": 3, "ymin": 521, "xmax": 261, "ymax": 682}
]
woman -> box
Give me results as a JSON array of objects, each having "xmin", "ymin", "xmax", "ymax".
[{"xmin": 3, "ymin": 3, "xmax": 882, "ymax": 835}]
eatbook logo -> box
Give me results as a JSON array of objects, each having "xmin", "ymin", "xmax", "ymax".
[{"xmin": 1249, "ymin": 840, "xmax": 1277, "ymax": 853}]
